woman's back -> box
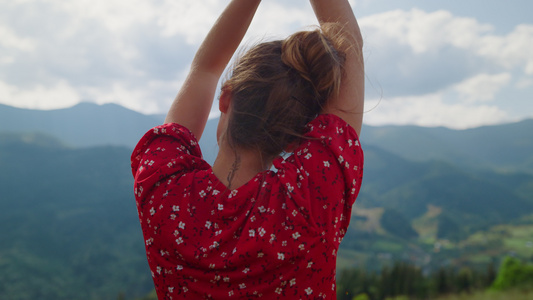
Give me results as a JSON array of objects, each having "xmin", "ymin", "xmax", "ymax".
[{"xmin": 132, "ymin": 114, "xmax": 363, "ymax": 299}]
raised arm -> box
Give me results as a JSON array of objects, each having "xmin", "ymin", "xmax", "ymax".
[
  {"xmin": 165, "ymin": 0, "xmax": 262, "ymax": 139},
  {"xmin": 310, "ymin": 0, "xmax": 364, "ymax": 136}
]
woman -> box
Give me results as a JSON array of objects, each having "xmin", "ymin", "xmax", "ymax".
[{"xmin": 131, "ymin": 0, "xmax": 364, "ymax": 298}]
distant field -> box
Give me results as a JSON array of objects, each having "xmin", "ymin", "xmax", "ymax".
[
  {"xmin": 339, "ymin": 212, "xmax": 533, "ymax": 270},
  {"xmin": 433, "ymin": 289, "xmax": 533, "ymax": 300}
]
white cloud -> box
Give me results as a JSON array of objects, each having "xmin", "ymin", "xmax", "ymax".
[
  {"xmin": 0, "ymin": 0, "xmax": 531, "ymax": 128},
  {"xmin": 361, "ymin": 9, "xmax": 493, "ymax": 53},
  {"xmin": 43, "ymin": 0, "xmax": 157, "ymax": 35},
  {"xmin": 364, "ymin": 93, "xmax": 508, "ymax": 129},
  {"xmin": 0, "ymin": 80, "xmax": 81, "ymax": 110},
  {"xmin": 0, "ymin": 25, "xmax": 36, "ymax": 51},
  {"xmin": 477, "ymin": 24, "xmax": 533, "ymax": 74},
  {"xmin": 361, "ymin": 9, "xmax": 533, "ymax": 75},
  {"xmin": 454, "ymin": 73, "xmax": 511, "ymax": 103},
  {"xmin": 516, "ymin": 77, "xmax": 533, "ymax": 89}
]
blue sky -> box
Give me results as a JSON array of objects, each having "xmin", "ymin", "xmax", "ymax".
[{"xmin": 1, "ymin": 0, "xmax": 532, "ymax": 129}]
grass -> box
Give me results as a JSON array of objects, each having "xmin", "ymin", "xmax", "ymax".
[{"xmin": 433, "ymin": 289, "xmax": 533, "ymax": 300}]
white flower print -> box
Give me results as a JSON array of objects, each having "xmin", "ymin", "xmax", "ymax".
[
  {"xmin": 156, "ymin": 266, "xmax": 162, "ymax": 274},
  {"xmin": 229, "ymin": 190, "xmax": 238, "ymax": 198},
  {"xmin": 305, "ymin": 287, "xmax": 313, "ymax": 295},
  {"xmin": 249, "ymin": 229, "xmax": 255, "ymax": 237},
  {"xmin": 338, "ymin": 155, "xmax": 344, "ymax": 164},
  {"xmin": 258, "ymin": 227, "xmax": 266, "ymax": 237},
  {"xmin": 199, "ymin": 190, "xmax": 206, "ymax": 197},
  {"xmin": 270, "ymin": 234, "xmax": 276, "ymax": 244},
  {"xmin": 277, "ymin": 253, "xmax": 285, "ymax": 260},
  {"xmin": 212, "ymin": 189, "xmax": 220, "ymax": 195},
  {"xmin": 168, "ymin": 287, "xmax": 174, "ymax": 293},
  {"xmin": 218, "ymin": 203, "xmax": 224, "ymax": 211},
  {"xmin": 243, "ymin": 268, "xmax": 250, "ymax": 274},
  {"xmin": 229, "ymin": 291, "xmax": 234, "ymax": 296},
  {"xmin": 172, "ymin": 205, "xmax": 180, "ymax": 212},
  {"xmin": 323, "ymin": 161, "xmax": 330, "ymax": 167},
  {"xmin": 239, "ymin": 283, "xmax": 246, "ymax": 289},
  {"xmin": 258, "ymin": 206, "xmax": 266, "ymax": 213},
  {"xmin": 290, "ymin": 278, "xmax": 296, "ymax": 286},
  {"xmin": 292, "ymin": 232, "xmax": 301, "ymax": 239},
  {"xmin": 286, "ymin": 183, "xmax": 294, "ymax": 193},
  {"xmin": 304, "ymin": 153, "xmax": 312, "ymax": 159},
  {"xmin": 210, "ymin": 241, "xmax": 219, "ymax": 249},
  {"xmin": 205, "ymin": 221, "xmax": 212, "ymax": 229},
  {"xmin": 175, "ymin": 237, "xmax": 183, "ymax": 245},
  {"xmin": 150, "ymin": 207, "xmax": 155, "ymax": 216},
  {"xmin": 179, "ymin": 221, "xmax": 185, "ymax": 229},
  {"xmin": 173, "ymin": 230, "xmax": 179, "ymax": 237}
]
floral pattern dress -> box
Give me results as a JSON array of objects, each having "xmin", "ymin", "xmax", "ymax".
[{"xmin": 131, "ymin": 114, "xmax": 364, "ymax": 299}]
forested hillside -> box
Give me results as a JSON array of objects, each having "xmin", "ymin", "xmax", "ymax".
[
  {"xmin": 0, "ymin": 133, "xmax": 152, "ymax": 300},
  {"xmin": 1, "ymin": 103, "xmax": 532, "ymax": 299}
]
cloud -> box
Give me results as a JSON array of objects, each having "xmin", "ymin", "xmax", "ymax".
[
  {"xmin": 454, "ymin": 73, "xmax": 511, "ymax": 103},
  {"xmin": 361, "ymin": 9, "xmax": 533, "ymax": 96},
  {"xmin": 364, "ymin": 93, "xmax": 508, "ymax": 129},
  {"xmin": 0, "ymin": 1, "xmax": 531, "ymax": 128},
  {"xmin": 0, "ymin": 80, "xmax": 81, "ymax": 110},
  {"xmin": 0, "ymin": 25, "xmax": 36, "ymax": 51},
  {"xmin": 476, "ymin": 24, "xmax": 533, "ymax": 75}
]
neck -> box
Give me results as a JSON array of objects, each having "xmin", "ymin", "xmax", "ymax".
[{"xmin": 212, "ymin": 141, "xmax": 272, "ymax": 190}]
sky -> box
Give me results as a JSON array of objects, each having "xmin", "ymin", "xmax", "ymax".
[{"xmin": 1, "ymin": 0, "xmax": 532, "ymax": 129}]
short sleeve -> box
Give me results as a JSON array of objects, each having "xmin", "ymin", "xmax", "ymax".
[
  {"xmin": 273, "ymin": 114, "xmax": 363, "ymax": 245},
  {"xmin": 131, "ymin": 123, "xmax": 210, "ymax": 206}
]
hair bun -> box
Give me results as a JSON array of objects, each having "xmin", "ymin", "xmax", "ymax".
[{"xmin": 281, "ymin": 24, "xmax": 347, "ymax": 104}]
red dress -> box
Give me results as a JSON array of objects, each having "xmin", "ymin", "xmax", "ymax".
[{"xmin": 131, "ymin": 114, "xmax": 363, "ymax": 299}]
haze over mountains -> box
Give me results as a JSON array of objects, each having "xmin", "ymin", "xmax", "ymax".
[
  {"xmin": 3, "ymin": 102, "xmax": 533, "ymax": 172},
  {"xmin": 1, "ymin": 102, "xmax": 533, "ymax": 299}
]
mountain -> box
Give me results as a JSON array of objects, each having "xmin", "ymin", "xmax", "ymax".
[
  {"xmin": 0, "ymin": 102, "xmax": 162, "ymax": 149},
  {"xmin": 362, "ymin": 120, "xmax": 533, "ymax": 174},
  {"xmin": 0, "ymin": 103, "xmax": 221, "ymax": 164},
  {"xmin": 361, "ymin": 144, "xmax": 533, "ymax": 225},
  {"xmin": 2, "ymin": 102, "xmax": 532, "ymax": 173},
  {"xmin": 1, "ymin": 103, "xmax": 533, "ymax": 298},
  {"xmin": 0, "ymin": 133, "xmax": 152, "ymax": 300}
]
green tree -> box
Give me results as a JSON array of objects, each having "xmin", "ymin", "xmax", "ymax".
[{"xmin": 492, "ymin": 257, "xmax": 533, "ymax": 290}]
